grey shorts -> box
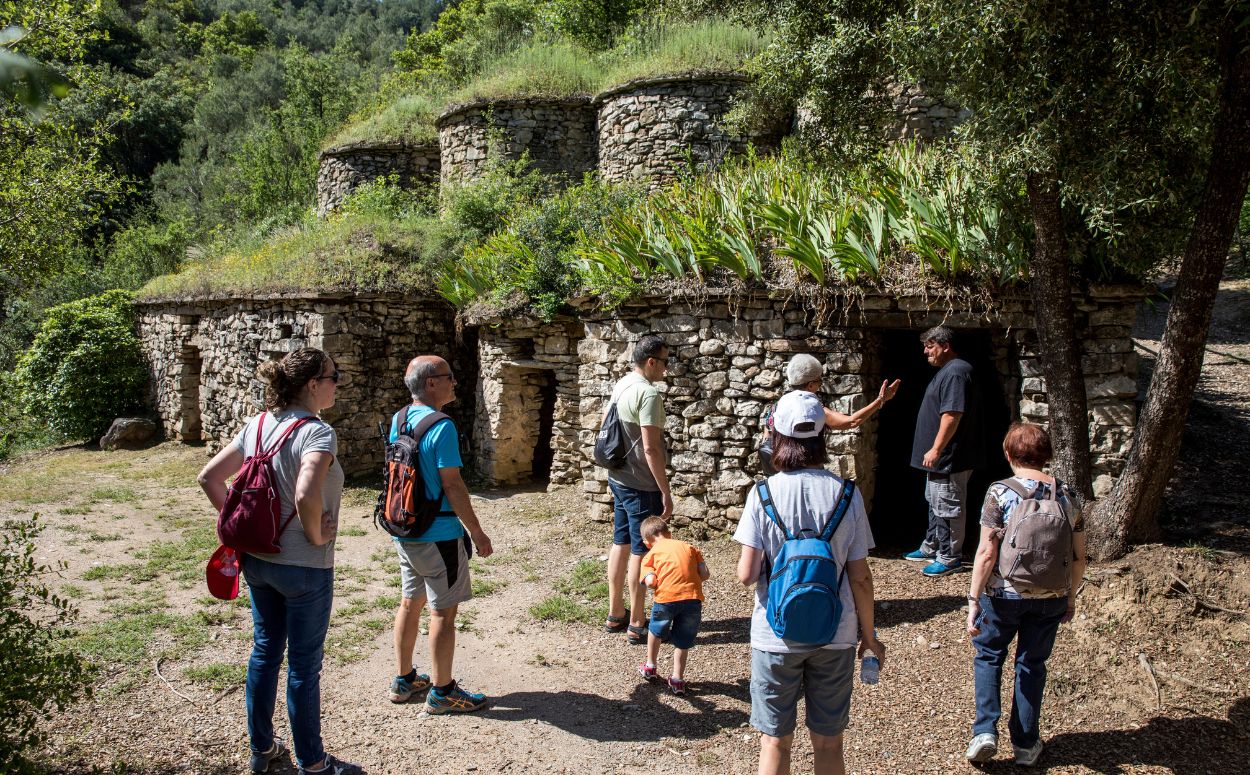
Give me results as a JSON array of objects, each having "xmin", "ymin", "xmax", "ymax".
[
  {"xmin": 750, "ymin": 647, "xmax": 854, "ymax": 738},
  {"xmin": 395, "ymin": 536, "xmax": 472, "ymax": 610}
]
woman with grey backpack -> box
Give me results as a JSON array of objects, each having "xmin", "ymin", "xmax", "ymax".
[{"xmin": 965, "ymin": 422, "xmax": 1087, "ymax": 768}]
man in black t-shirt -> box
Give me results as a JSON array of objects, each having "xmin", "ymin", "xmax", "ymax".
[{"xmin": 905, "ymin": 326, "xmax": 983, "ymax": 576}]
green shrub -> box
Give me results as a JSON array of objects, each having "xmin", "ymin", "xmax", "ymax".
[
  {"xmin": 450, "ymin": 41, "xmax": 603, "ymax": 102},
  {"xmin": 600, "ymin": 19, "xmax": 770, "ymax": 87},
  {"xmin": 324, "ymin": 90, "xmax": 447, "ymax": 149},
  {"xmin": 14, "ymin": 290, "xmax": 146, "ymax": 442},
  {"xmin": 0, "ymin": 515, "xmax": 93, "ymax": 773}
]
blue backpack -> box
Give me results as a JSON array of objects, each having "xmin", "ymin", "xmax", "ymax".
[{"xmin": 756, "ymin": 478, "xmax": 856, "ymax": 645}]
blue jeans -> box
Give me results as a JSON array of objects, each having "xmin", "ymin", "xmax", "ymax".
[
  {"xmin": 972, "ymin": 594, "xmax": 1068, "ymax": 748},
  {"xmin": 242, "ymin": 555, "xmax": 334, "ymax": 768},
  {"xmin": 649, "ymin": 599, "xmax": 703, "ymax": 649},
  {"xmin": 609, "ymin": 480, "xmax": 664, "ymax": 556}
]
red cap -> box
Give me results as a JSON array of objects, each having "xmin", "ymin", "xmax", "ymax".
[{"xmin": 206, "ymin": 544, "xmax": 241, "ymax": 600}]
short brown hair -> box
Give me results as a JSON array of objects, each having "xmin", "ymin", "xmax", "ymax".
[
  {"xmin": 770, "ymin": 429, "xmax": 829, "ymax": 471},
  {"xmin": 1003, "ymin": 422, "xmax": 1052, "ymax": 468},
  {"xmin": 641, "ymin": 516, "xmax": 670, "ymax": 543}
]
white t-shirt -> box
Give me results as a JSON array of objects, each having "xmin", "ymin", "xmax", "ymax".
[{"xmin": 734, "ymin": 469, "xmax": 874, "ymax": 653}]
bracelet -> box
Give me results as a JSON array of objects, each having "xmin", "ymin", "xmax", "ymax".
[{"xmin": 967, "ymin": 595, "xmax": 980, "ymax": 601}]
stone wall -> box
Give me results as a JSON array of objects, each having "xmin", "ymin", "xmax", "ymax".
[
  {"xmin": 471, "ymin": 318, "xmax": 583, "ymax": 485},
  {"xmin": 315, "ymin": 141, "xmax": 440, "ymax": 218},
  {"xmin": 436, "ymin": 98, "xmax": 598, "ymax": 187},
  {"xmin": 137, "ymin": 294, "xmax": 459, "ymax": 476},
  {"xmin": 885, "ymin": 82, "xmax": 970, "ymax": 141},
  {"xmin": 569, "ymin": 289, "xmax": 1141, "ymax": 533},
  {"xmin": 595, "ymin": 74, "xmax": 784, "ymax": 187}
]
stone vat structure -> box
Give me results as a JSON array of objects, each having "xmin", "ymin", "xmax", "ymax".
[
  {"xmin": 594, "ymin": 73, "xmax": 785, "ymax": 187},
  {"xmin": 136, "ymin": 293, "xmax": 465, "ymax": 477},
  {"xmin": 436, "ymin": 97, "xmax": 598, "ymax": 186},
  {"xmin": 134, "ymin": 284, "xmax": 1141, "ymax": 538},
  {"xmin": 315, "ymin": 141, "xmax": 440, "ymax": 217}
]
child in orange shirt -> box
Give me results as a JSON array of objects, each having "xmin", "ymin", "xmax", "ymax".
[{"xmin": 638, "ymin": 516, "xmax": 710, "ymax": 694}]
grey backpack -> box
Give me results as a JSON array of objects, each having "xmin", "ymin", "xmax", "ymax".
[{"xmin": 996, "ymin": 479, "xmax": 1076, "ymax": 593}]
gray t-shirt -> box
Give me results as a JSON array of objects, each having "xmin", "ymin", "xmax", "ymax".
[
  {"xmin": 230, "ymin": 408, "xmax": 343, "ymax": 569},
  {"xmin": 606, "ymin": 372, "xmax": 667, "ymax": 492},
  {"xmin": 734, "ymin": 469, "xmax": 874, "ymax": 653}
]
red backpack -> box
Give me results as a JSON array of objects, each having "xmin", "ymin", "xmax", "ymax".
[{"xmin": 217, "ymin": 413, "xmax": 316, "ymax": 553}]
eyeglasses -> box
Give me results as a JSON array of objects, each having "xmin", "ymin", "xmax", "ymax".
[
  {"xmin": 315, "ymin": 370, "xmax": 341, "ymax": 384},
  {"xmin": 429, "ymin": 373, "xmax": 456, "ymax": 381}
]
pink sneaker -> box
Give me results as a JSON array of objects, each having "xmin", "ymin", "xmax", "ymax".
[
  {"xmin": 637, "ymin": 663, "xmax": 658, "ymax": 681},
  {"xmin": 667, "ymin": 677, "xmax": 687, "ymax": 695}
]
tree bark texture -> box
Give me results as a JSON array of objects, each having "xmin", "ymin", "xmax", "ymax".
[
  {"xmin": 1088, "ymin": 17, "xmax": 1250, "ymax": 560},
  {"xmin": 1026, "ymin": 171, "xmax": 1093, "ymax": 498}
]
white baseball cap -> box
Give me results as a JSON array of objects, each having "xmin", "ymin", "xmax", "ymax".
[{"xmin": 772, "ymin": 390, "xmax": 825, "ymax": 439}]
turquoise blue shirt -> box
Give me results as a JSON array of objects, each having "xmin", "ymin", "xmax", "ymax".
[{"xmin": 388, "ymin": 405, "xmax": 464, "ymax": 543}]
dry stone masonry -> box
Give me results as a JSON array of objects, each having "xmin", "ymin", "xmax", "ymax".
[
  {"xmin": 316, "ymin": 142, "xmax": 440, "ymax": 217},
  {"xmin": 595, "ymin": 74, "xmax": 785, "ymax": 187},
  {"xmin": 137, "ymin": 294, "xmax": 459, "ymax": 477},
  {"xmin": 436, "ymin": 98, "xmax": 598, "ymax": 187}
]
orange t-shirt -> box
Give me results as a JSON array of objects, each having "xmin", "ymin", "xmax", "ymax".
[{"xmin": 641, "ymin": 537, "xmax": 705, "ymax": 604}]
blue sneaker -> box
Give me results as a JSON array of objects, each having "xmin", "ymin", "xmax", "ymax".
[
  {"xmin": 390, "ymin": 671, "xmax": 431, "ymax": 703},
  {"xmin": 249, "ymin": 739, "xmax": 287, "ymax": 773},
  {"xmin": 922, "ymin": 559, "xmax": 963, "ymax": 576},
  {"xmin": 903, "ymin": 548, "xmax": 936, "ymax": 562},
  {"xmin": 425, "ymin": 681, "xmax": 488, "ymax": 714}
]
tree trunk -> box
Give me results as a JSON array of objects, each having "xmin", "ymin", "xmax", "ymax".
[
  {"xmin": 1026, "ymin": 171, "xmax": 1093, "ymax": 498},
  {"xmin": 1088, "ymin": 16, "xmax": 1250, "ymax": 561}
]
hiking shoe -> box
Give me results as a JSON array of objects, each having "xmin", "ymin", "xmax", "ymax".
[
  {"xmin": 425, "ymin": 682, "xmax": 488, "ymax": 714},
  {"xmin": 250, "ymin": 739, "xmax": 287, "ymax": 773},
  {"xmin": 965, "ymin": 733, "xmax": 998, "ymax": 763},
  {"xmin": 390, "ymin": 671, "xmax": 432, "ymax": 703},
  {"xmin": 922, "ymin": 559, "xmax": 963, "ymax": 577},
  {"xmin": 1013, "ymin": 740, "xmax": 1044, "ymax": 767},
  {"xmin": 297, "ymin": 753, "xmax": 362, "ymax": 775},
  {"xmin": 903, "ymin": 548, "xmax": 936, "ymax": 562},
  {"xmin": 637, "ymin": 663, "xmax": 658, "ymax": 681},
  {"xmin": 667, "ymin": 677, "xmax": 687, "ymax": 695}
]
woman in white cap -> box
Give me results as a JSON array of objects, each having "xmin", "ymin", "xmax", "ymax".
[
  {"xmin": 759, "ymin": 353, "xmax": 900, "ymax": 474},
  {"xmin": 734, "ymin": 390, "xmax": 885, "ymax": 775}
]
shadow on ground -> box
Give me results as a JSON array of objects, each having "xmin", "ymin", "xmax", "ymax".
[
  {"xmin": 482, "ymin": 680, "xmax": 751, "ymax": 742},
  {"xmin": 970, "ymin": 697, "xmax": 1250, "ymax": 775},
  {"xmin": 876, "ymin": 594, "xmax": 966, "ymax": 626}
]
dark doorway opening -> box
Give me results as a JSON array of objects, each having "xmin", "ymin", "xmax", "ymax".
[
  {"xmin": 531, "ymin": 371, "xmax": 558, "ymax": 482},
  {"xmin": 179, "ymin": 344, "xmax": 203, "ymax": 442},
  {"xmin": 870, "ymin": 329, "xmax": 1012, "ymax": 556}
]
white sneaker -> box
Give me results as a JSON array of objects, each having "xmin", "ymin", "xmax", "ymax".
[
  {"xmin": 1013, "ymin": 739, "xmax": 1044, "ymax": 767},
  {"xmin": 965, "ymin": 733, "xmax": 998, "ymax": 763}
]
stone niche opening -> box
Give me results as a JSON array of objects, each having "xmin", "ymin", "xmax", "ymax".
[
  {"xmin": 472, "ymin": 318, "xmax": 584, "ymax": 487},
  {"xmin": 869, "ymin": 328, "xmax": 1014, "ymax": 551},
  {"xmin": 176, "ymin": 342, "xmax": 204, "ymax": 442}
]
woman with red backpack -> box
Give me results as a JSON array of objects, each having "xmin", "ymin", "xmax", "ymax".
[
  {"xmin": 198, "ymin": 347, "xmax": 359, "ymax": 775},
  {"xmin": 964, "ymin": 423, "xmax": 1088, "ymax": 768}
]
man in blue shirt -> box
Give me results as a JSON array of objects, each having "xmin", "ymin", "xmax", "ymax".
[{"xmin": 388, "ymin": 355, "xmax": 494, "ymax": 714}]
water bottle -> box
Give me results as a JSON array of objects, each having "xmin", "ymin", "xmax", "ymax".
[
  {"xmin": 860, "ymin": 630, "xmax": 881, "ymax": 685},
  {"xmin": 860, "ymin": 653, "xmax": 880, "ymax": 685}
]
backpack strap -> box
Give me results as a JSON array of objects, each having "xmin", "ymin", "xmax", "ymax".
[
  {"xmin": 818, "ymin": 480, "xmax": 857, "ymax": 543},
  {"xmin": 258, "ymin": 415, "xmax": 315, "ymax": 460},
  {"xmin": 755, "ymin": 479, "xmax": 795, "ymax": 541},
  {"xmin": 401, "ymin": 409, "xmax": 455, "ymax": 513},
  {"xmin": 999, "ymin": 477, "xmax": 1035, "ymax": 500}
]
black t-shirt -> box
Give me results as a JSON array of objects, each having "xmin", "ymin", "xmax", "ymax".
[{"xmin": 911, "ymin": 358, "xmax": 983, "ymax": 473}]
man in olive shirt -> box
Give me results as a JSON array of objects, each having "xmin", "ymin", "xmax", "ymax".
[{"xmin": 603, "ymin": 334, "xmax": 672, "ymax": 645}]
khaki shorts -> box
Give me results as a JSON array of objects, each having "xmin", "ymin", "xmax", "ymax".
[
  {"xmin": 750, "ymin": 647, "xmax": 854, "ymax": 738},
  {"xmin": 394, "ymin": 536, "xmax": 472, "ymax": 610}
]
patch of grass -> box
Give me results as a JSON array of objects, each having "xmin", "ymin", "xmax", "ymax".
[
  {"xmin": 1184, "ymin": 541, "xmax": 1220, "ymax": 561},
  {"xmin": 373, "ymin": 593, "xmax": 400, "ymax": 610},
  {"xmin": 600, "ymin": 20, "xmax": 768, "ymax": 87},
  {"xmin": 530, "ymin": 594, "xmax": 606, "ymax": 625},
  {"xmin": 324, "ymin": 90, "xmax": 446, "ymax": 150},
  {"xmin": 472, "ymin": 578, "xmax": 504, "ymax": 597},
  {"xmin": 451, "ymin": 42, "xmax": 602, "ymax": 103},
  {"xmin": 104, "ymin": 589, "xmax": 168, "ymax": 616},
  {"xmin": 119, "ymin": 454, "xmax": 205, "ymax": 488},
  {"xmin": 87, "ymin": 485, "xmax": 139, "ymax": 503},
  {"xmin": 339, "ymin": 525, "xmax": 367, "ymax": 537},
  {"xmin": 86, "ymin": 531, "xmax": 124, "ymax": 541},
  {"xmin": 74, "ymin": 611, "xmax": 207, "ymax": 666},
  {"xmin": 61, "ymin": 582, "xmax": 87, "ymax": 598},
  {"xmin": 341, "ymin": 486, "xmax": 380, "ymax": 509},
  {"xmin": 557, "ymin": 558, "xmax": 609, "ymax": 599},
  {"xmin": 359, "ymin": 616, "xmax": 390, "ymax": 634},
  {"xmin": 183, "ymin": 662, "xmax": 246, "ymax": 690},
  {"xmin": 57, "ymin": 504, "xmax": 91, "ymax": 515},
  {"xmin": 336, "ymin": 599, "xmax": 372, "ymax": 619}
]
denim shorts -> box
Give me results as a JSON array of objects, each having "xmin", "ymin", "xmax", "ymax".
[
  {"xmin": 750, "ymin": 647, "xmax": 854, "ymax": 738},
  {"xmin": 649, "ymin": 599, "xmax": 702, "ymax": 649},
  {"xmin": 609, "ymin": 481, "xmax": 664, "ymax": 556}
]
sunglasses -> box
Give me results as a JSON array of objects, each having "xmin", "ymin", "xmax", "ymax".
[{"xmin": 314, "ymin": 370, "xmax": 341, "ymax": 384}]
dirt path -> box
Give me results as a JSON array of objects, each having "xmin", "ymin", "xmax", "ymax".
[{"xmin": 9, "ymin": 283, "xmax": 1250, "ymax": 775}]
